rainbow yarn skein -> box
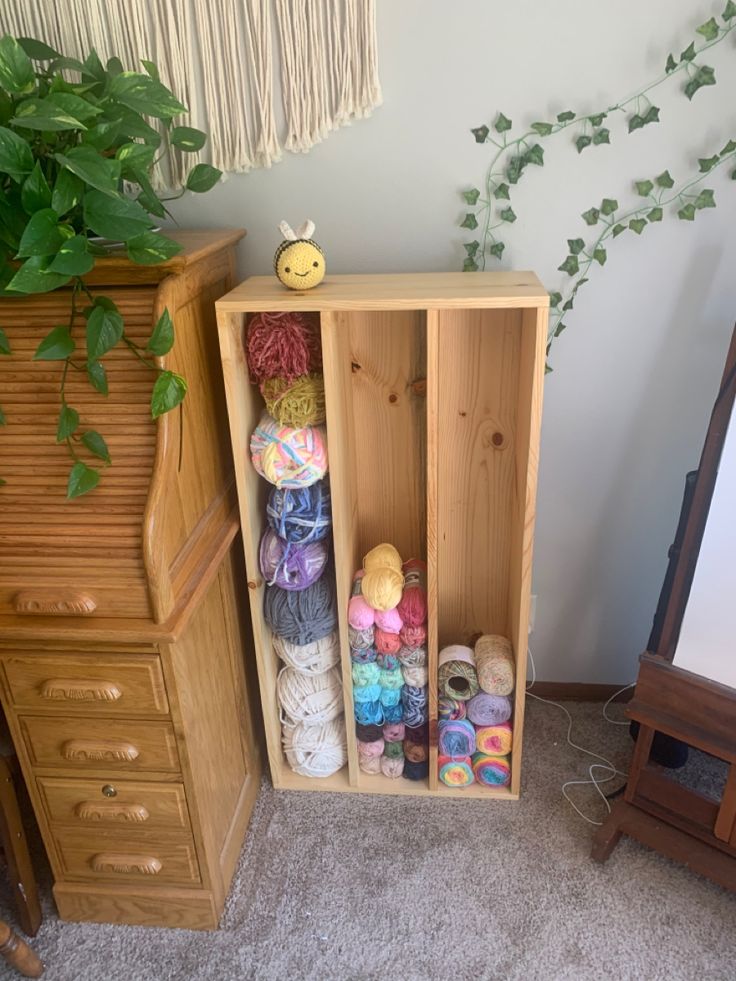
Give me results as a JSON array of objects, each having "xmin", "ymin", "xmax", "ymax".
[
  {"xmin": 474, "ymin": 722, "xmax": 513, "ymax": 756},
  {"xmin": 251, "ymin": 414, "xmax": 327, "ymax": 488},
  {"xmin": 437, "ymin": 719, "xmax": 475, "ymax": 758},
  {"xmin": 472, "ymin": 753, "xmax": 511, "ymax": 787},
  {"xmin": 438, "ymin": 696, "xmax": 467, "ymax": 721},
  {"xmin": 438, "ymin": 755, "xmax": 474, "ymax": 787}
]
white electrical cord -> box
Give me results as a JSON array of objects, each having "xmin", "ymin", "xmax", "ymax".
[{"xmin": 525, "ymin": 647, "xmax": 634, "ymax": 826}]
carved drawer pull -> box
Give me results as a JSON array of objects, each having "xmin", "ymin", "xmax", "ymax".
[
  {"xmin": 40, "ymin": 680, "xmax": 122, "ymax": 702},
  {"xmin": 91, "ymin": 853, "xmax": 162, "ymax": 876},
  {"xmin": 62, "ymin": 740, "xmax": 140, "ymax": 763},
  {"xmin": 13, "ymin": 591, "xmax": 97, "ymax": 616},
  {"xmin": 75, "ymin": 801, "xmax": 150, "ymax": 823}
]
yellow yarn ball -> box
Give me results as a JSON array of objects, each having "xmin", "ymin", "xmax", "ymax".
[
  {"xmin": 363, "ymin": 543, "xmax": 402, "ymax": 573},
  {"xmin": 362, "ymin": 567, "xmax": 404, "ymax": 612},
  {"xmin": 261, "ymin": 374, "xmax": 326, "ymax": 427}
]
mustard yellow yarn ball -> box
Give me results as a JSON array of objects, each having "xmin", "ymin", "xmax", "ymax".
[
  {"xmin": 363, "ymin": 543, "xmax": 402, "ymax": 573},
  {"xmin": 362, "ymin": 567, "xmax": 405, "ymax": 612},
  {"xmin": 261, "ymin": 374, "xmax": 326, "ymax": 427},
  {"xmin": 274, "ymin": 239, "xmax": 326, "ymax": 291}
]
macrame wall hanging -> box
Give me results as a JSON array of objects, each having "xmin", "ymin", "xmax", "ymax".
[{"xmin": 0, "ymin": 0, "xmax": 381, "ymax": 188}]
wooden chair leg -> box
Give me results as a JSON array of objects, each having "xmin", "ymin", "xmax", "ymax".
[
  {"xmin": 0, "ymin": 757, "xmax": 42, "ymax": 937},
  {"xmin": 0, "ymin": 920, "xmax": 44, "ymax": 978},
  {"xmin": 591, "ymin": 799, "xmax": 626, "ymax": 863}
]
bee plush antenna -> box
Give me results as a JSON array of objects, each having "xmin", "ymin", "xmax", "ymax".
[
  {"xmin": 295, "ymin": 220, "xmax": 316, "ymax": 240},
  {"xmin": 279, "ymin": 220, "xmax": 297, "ymax": 241}
]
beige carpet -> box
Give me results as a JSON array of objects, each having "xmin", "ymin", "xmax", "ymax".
[{"xmin": 2, "ymin": 700, "xmax": 734, "ymax": 981}]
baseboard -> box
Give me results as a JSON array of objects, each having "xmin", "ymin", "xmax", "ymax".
[{"xmin": 528, "ymin": 682, "xmax": 633, "ymax": 703}]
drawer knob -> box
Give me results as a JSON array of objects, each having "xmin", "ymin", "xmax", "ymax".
[
  {"xmin": 76, "ymin": 801, "xmax": 149, "ymax": 823},
  {"xmin": 102, "ymin": 785, "xmax": 117, "ymax": 798},
  {"xmin": 91, "ymin": 854, "xmax": 162, "ymax": 876},
  {"xmin": 40, "ymin": 680, "xmax": 122, "ymax": 703},
  {"xmin": 62, "ymin": 740, "xmax": 139, "ymax": 763}
]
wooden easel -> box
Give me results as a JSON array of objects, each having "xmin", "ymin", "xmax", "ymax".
[{"xmin": 592, "ymin": 325, "xmax": 736, "ymax": 891}]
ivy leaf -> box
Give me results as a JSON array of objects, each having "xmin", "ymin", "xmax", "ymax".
[
  {"xmin": 549, "ymin": 291, "xmax": 562, "ymax": 308},
  {"xmin": 56, "ymin": 404, "xmax": 79, "ymax": 442},
  {"xmin": 0, "ymin": 327, "xmax": 10, "ymax": 354},
  {"xmin": 471, "ymin": 125, "xmax": 489, "ymax": 143},
  {"xmin": 494, "ymin": 112, "xmax": 512, "ymax": 133},
  {"xmin": 725, "ymin": 1, "xmax": 736, "ymax": 21},
  {"xmin": 146, "ymin": 308, "xmax": 175, "ymax": 355},
  {"xmin": 665, "ymin": 53, "xmax": 677, "ymax": 73},
  {"xmin": 642, "ymin": 105, "xmax": 660, "ymax": 126},
  {"xmin": 576, "ymin": 135, "xmax": 592, "ymax": 153},
  {"xmin": 493, "ymin": 183, "xmax": 510, "ymax": 200},
  {"xmin": 593, "ymin": 248, "xmax": 607, "ymax": 266},
  {"xmin": 562, "ymin": 299, "xmax": 574, "ymax": 312},
  {"xmin": 592, "ymin": 128, "xmax": 610, "ymax": 145},
  {"xmin": 612, "ymin": 223, "xmax": 627, "ymax": 238},
  {"xmin": 489, "ymin": 241, "xmax": 505, "ymax": 259},
  {"xmin": 86, "ymin": 360, "xmax": 108, "ymax": 395},
  {"xmin": 656, "ymin": 170, "xmax": 675, "ymax": 188},
  {"xmin": 558, "ymin": 255, "xmax": 579, "ymax": 276},
  {"xmin": 629, "ymin": 218, "xmax": 648, "ymax": 234},
  {"xmin": 462, "ymin": 188, "xmax": 480, "ymax": 205},
  {"xmin": 460, "ymin": 213, "xmax": 478, "ymax": 230},
  {"xmin": 694, "ymin": 188, "xmax": 716, "ymax": 209},
  {"xmin": 684, "ymin": 65, "xmax": 716, "ymax": 100},
  {"xmin": 507, "ymin": 156, "xmax": 524, "ymax": 184},
  {"xmin": 524, "ymin": 144, "xmax": 544, "ymax": 166},
  {"xmin": 86, "ymin": 303, "xmax": 124, "ymax": 361},
  {"xmin": 67, "ymin": 460, "xmax": 100, "ymax": 499},
  {"xmin": 462, "ymin": 257, "xmax": 478, "ymax": 272},
  {"xmin": 499, "ymin": 207, "xmax": 516, "ymax": 223},
  {"xmin": 635, "ymin": 179, "xmax": 654, "ymax": 196},
  {"xmin": 81, "ymin": 429, "xmax": 111, "ymax": 463},
  {"xmin": 567, "ymin": 238, "xmax": 585, "ymax": 255},
  {"xmin": 678, "ymin": 203, "xmax": 696, "ymax": 221},
  {"xmin": 699, "ymin": 155, "xmax": 719, "ymax": 173},
  {"xmin": 720, "ymin": 139, "xmax": 736, "ymax": 156},
  {"xmin": 151, "ymin": 370, "xmax": 188, "ymax": 418},
  {"xmin": 588, "ymin": 113, "xmax": 607, "ymax": 127},
  {"xmin": 554, "ymin": 323, "xmax": 567, "ymax": 337},
  {"xmin": 680, "ymin": 42, "xmax": 696, "ymax": 62},
  {"xmin": 600, "ymin": 198, "xmax": 618, "ymax": 215},
  {"xmin": 47, "ymin": 234, "xmax": 94, "ymax": 276},
  {"xmin": 463, "ymin": 240, "xmax": 480, "ymax": 257},
  {"xmin": 531, "ymin": 121, "xmax": 553, "ymax": 136},
  {"xmin": 647, "ymin": 207, "xmax": 664, "ymax": 222},
  {"xmin": 557, "ymin": 110, "xmax": 575, "ymax": 122},
  {"xmin": 628, "ymin": 114, "xmax": 644, "ymax": 132},
  {"xmin": 33, "ymin": 326, "xmax": 74, "ymax": 360},
  {"xmin": 696, "ymin": 17, "xmax": 720, "ymax": 41},
  {"xmin": 582, "ymin": 207, "xmax": 600, "ymax": 226}
]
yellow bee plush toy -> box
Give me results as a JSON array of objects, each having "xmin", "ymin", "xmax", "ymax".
[{"xmin": 274, "ymin": 220, "xmax": 325, "ymax": 291}]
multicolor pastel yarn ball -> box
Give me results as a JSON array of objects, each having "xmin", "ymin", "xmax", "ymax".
[
  {"xmin": 401, "ymin": 684, "xmax": 428, "ymax": 727},
  {"xmin": 245, "ymin": 310, "xmax": 321, "ymax": 384},
  {"xmin": 266, "ymin": 480, "xmax": 331, "ymax": 545},
  {"xmin": 261, "ymin": 373, "xmax": 326, "ymax": 428},
  {"xmin": 475, "ymin": 634, "xmax": 515, "ymax": 696},
  {"xmin": 472, "ymin": 752, "xmax": 511, "ymax": 787},
  {"xmin": 398, "ymin": 645, "xmax": 427, "ymax": 667},
  {"xmin": 363, "ymin": 543, "xmax": 402, "ymax": 572},
  {"xmin": 474, "ymin": 721, "xmax": 513, "ymax": 757},
  {"xmin": 438, "ymin": 696, "xmax": 467, "ymax": 721},
  {"xmin": 438, "ymin": 756, "xmax": 474, "ymax": 787},
  {"xmin": 401, "ymin": 664, "xmax": 428, "ymax": 688},
  {"xmin": 437, "ymin": 719, "xmax": 475, "ymax": 758},
  {"xmin": 251, "ymin": 414, "xmax": 327, "ymax": 488},
  {"xmin": 259, "ymin": 528, "xmax": 328, "ymax": 591}
]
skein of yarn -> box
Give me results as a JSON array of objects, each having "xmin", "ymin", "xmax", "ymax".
[
  {"xmin": 259, "ymin": 529, "xmax": 328, "ymax": 591},
  {"xmin": 401, "ymin": 685, "xmax": 428, "ymax": 727},
  {"xmin": 475, "ymin": 721, "xmax": 513, "ymax": 756},
  {"xmin": 356, "ymin": 723, "xmax": 383, "ymax": 742},
  {"xmin": 358, "ymin": 753, "xmax": 381, "ymax": 774},
  {"xmin": 273, "ymin": 631, "xmax": 340, "ymax": 675},
  {"xmin": 472, "ymin": 753, "xmax": 511, "ymax": 787},
  {"xmin": 379, "ymin": 687, "xmax": 402, "ymax": 708},
  {"xmin": 362, "ymin": 566, "xmax": 404, "ymax": 612},
  {"xmin": 355, "ymin": 701, "xmax": 383, "ymax": 726},
  {"xmin": 475, "ymin": 634, "xmax": 516, "ymax": 696},
  {"xmin": 382, "ymin": 702, "xmax": 403, "ymax": 723},
  {"xmin": 251, "ymin": 414, "xmax": 328, "ymax": 488},
  {"xmin": 404, "ymin": 740, "xmax": 428, "ymax": 763},
  {"xmin": 348, "ymin": 570, "xmax": 375, "ymax": 630},
  {"xmin": 264, "ymin": 577, "xmax": 336, "ymax": 645},
  {"xmin": 438, "ymin": 645, "xmax": 479, "ymax": 701},
  {"xmin": 438, "ymin": 719, "xmax": 476, "ymax": 758},
  {"xmin": 378, "ymin": 667, "xmax": 403, "ymax": 690},
  {"xmin": 438, "ymin": 756, "xmax": 474, "ymax": 787},
  {"xmin": 374, "ymin": 628, "xmax": 402, "ymax": 655},
  {"xmin": 383, "ymin": 722, "xmax": 405, "ymax": 742},
  {"xmin": 350, "ymin": 647, "xmax": 378, "ymax": 665},
  {"xmin": 383, "ymin": 740, "xmax": 404, "ymax": 760},
  {"xmin": 401, "ymin": 664, "xmax": 428, "ymax": 688},
  {"xmin": 282, "ymin": 718, "xmax": 347, "ymax": 777},
  {"xmin": 352, "ymin": 662, "xmax": 380, "ymax": 688},
  {"xmin": 357, "ymin": 737, "xmax": 384, "ymax": 759},
  {"xmin": 277, "ymin": 666, "xmax": 344, "ymax": 727},
  {"xmin": 267, "ymin": 480, "xmax": 331, "ymax": 544},
  {"xmin": 398, "ymin": 645, "xmax": 427, "ymax": 667},
  {"xmin": 400, "ymin": 624, "xmax": 427, "ymax": 649},
  {"xmin": 363, "ymin": 543, "xmax": 402, "ymax": 572},
  {"xmin": 397, "ymin": 558, "xmax": 427, "ymax": 627},
  {"xmin": 245, "ymin": 310, "xmax": 322, "ymax": 384},
  {"xmin": 261, "ymin": 373, "xmax": 326, "ymax": 427},
  {"xmin": 404, "ymin": 722, "xmax": 429, "ymax": 744},
  {"xmin": 438, "ymin": 696, "xmax": 467, "ymax": 721},
  {"xmin": 376, "ymin": 652, "xmax": 400, "ymax": 671},
  {"xmin": 348, "ymin": 624, "xmax": 374, "ymax": 650},
  {"xmin": 380, "ymin": 756, "xmax": 405, "ymax": 779},
  {"xmin": 353, "ymin": 683, "xmax": 382, "ymax": 704},
  {"xmin": 374, "ymin": 606, "xmax": 403, "ymax": 634},
  {"xmin": 465, "ymin": 692, "xmax": 512, "ymax": 727},
  {"xmin": 403, "ymin": 759, "xmax": 429, "ymax": 780}
]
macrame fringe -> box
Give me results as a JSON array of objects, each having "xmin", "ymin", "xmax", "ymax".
[{"xmin": 0, "ymin": 0, "xmax": 381, "ymax": 184}]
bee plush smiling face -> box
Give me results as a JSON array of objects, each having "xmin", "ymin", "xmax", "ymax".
[{"xmin": 274, "ymin": 220, "xmax": 326, "ymax": 291}]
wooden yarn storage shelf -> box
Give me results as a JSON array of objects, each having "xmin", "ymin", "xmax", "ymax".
[{"xmin": 217, "ymin": 272, "xmax": 548, "ymax": 799}]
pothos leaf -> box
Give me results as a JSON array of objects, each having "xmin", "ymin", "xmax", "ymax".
[
  {"xmin": 81, "ymin": 429, "xmax": 111, "ymax": 463},
  {"xmin": 67, "ymin": 460, "xmax": 100, "ymax": 499},
  {"xmin": 0, "ymin": 327, "xmax": 10, "ymax": 355},
  {"xmin": 56, "ymin": 404, "xmax": 79, "ymax": 442},
  {"xmin": 151, "ymin": 370, "xmax": 187, "ymax": 418}
]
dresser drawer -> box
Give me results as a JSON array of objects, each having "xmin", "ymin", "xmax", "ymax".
[
  {"xmin": 53, "ymin": 830, "xmax": 201, "ymax": 886},
  {"xmin": 37, "ymin": 777, "xmax": 191, "ymax": 833},
  {"xmin": 19, "ymin": 717, "xmax": 181, "ymax": 774},
  {"xmin": 1, "ymin": 653, "xmax": 168, "ymax": 716}
]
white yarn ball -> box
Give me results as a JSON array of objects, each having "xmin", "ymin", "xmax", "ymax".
[
  {"xmin": 277, "ymin": 665, "xmax": 343, "ymax": 727},
  {"xmin": 401, "ymin": 664, "xmax": 428, "ymax": 688},
  {"xmin": 273, "ymin": 631, "xmax": 340, "ymax": 675},
  {"xmin": 283, "ymin": 717, "xmax": 347, "ymax": 777}
]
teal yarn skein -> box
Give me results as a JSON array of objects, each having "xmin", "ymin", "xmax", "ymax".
[
  {"xmin": 353, "ymin": 682, "xmax": 381, "ymax": 703},
  {"xmin": 355, "ymin": 701, "xmax": 383, "ymax": 725},
  {"xmin": 380, "ymin": 687, "xmax": 402, "ymax": 708},
  {"xmin": 352, "ymin": 662, "xmax": 380, "ymax": 687},
  {"xmin": 378, "ymin": 667, "xmax": 403, "ymax": 690}
]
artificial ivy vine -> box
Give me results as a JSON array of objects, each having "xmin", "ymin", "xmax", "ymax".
[{"xmin": 458, "ymin": 4, "xmax": 736, "ymax": 369}]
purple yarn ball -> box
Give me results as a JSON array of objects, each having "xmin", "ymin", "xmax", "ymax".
[{"xmin": 259, "ymin": 528, "xmax": 328, "ymax": 591}]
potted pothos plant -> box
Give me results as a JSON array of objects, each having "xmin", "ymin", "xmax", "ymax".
[{"xmin": 0, "ymin": 34, "xmax": 222, "ymax": 497}]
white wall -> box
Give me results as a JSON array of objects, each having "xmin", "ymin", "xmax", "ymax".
[{"xmin": 167, "ymin": 0, "xmax": 736, "ymax": 683}]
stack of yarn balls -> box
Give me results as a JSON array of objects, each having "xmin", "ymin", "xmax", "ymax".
[
  {"xmin": 245, "ymin": 310, "xmax": 346, "ymax": 778},
  {"xmin": 437, "ymin": 634, "xmax": 516, "ymax": 788},
  {"xmin": 350, "ymin": 546, "xmax": 430, "ymax": 781}
]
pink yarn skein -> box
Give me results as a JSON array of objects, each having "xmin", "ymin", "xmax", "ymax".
[
  {"xmin": 374, "ymin": 606, "xmax": 402, "ymax": 634},
  {"xmin": 400, "ymin": 623, "xmax": 427, "ymax": 649},
  {"xmin": 397, "ymin": 558, "xmax": 428, "ymax": 627},
  {"xmin": 375, "ymin": 628, "xmax": 402, "ymax": 655},
  {"xmin": 348, "ymin": 570, "xmax": 375, "ymax": 630}
]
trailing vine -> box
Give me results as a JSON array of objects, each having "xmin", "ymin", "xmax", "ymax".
[{"xmin": 459, "ymin": 6, "xmax": 736, "ymax": 273}]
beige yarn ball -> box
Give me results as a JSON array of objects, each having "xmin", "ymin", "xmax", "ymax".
[
  {"xmin": 277, "ymin": 666, "xmax": 344, "ymax": 726},
  {"xmin": 361, "ymin": 567, "xmax": 404, "ymax": 612},
  {"xmin": 283, "ymin": 718, "xmax": 347, "ymax": 777},
  {"xmin": 363, "ymin": 543, "xmax": 402, "ymax": 573},
  {"xmin": 273, "ymin": 631, "xmax": 340, "ymax": 675},
  {"xmin": 474, "ymin": 634, "xmax": 515, "ymax": 696}
]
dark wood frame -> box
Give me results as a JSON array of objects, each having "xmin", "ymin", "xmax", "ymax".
[{"xmin": 592, "ymin": 325, "xmax": 736, "ymax": 891}]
